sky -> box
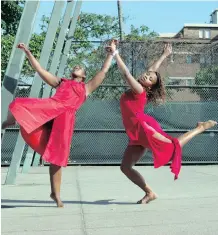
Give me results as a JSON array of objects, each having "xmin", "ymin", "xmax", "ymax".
[{"xmin": 34, "ymin": 1, "xmax": 218, "ymax": 35}]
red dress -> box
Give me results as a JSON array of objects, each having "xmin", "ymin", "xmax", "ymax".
[
  {"xmin": 120, "ymin": 90, "xmax": 182, "ymax": 179},
  {"xmin": 9, "ymin": 78, "xmax": 86, "ymax": 167}
]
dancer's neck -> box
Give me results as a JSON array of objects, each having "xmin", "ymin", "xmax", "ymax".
[{"xmin": 72, "ymin": 77, "xmax": 84, "ymax": 83}]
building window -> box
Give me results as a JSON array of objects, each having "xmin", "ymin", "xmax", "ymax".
[
  {"xmin": 186, "ymin": 55, "xmax": 192, "ymax": 64},
  {"xmin": 199, "ymin": 30, "xmax": 204, "ymax": 38},
  {"xmin": 204, "ymin": 30, "xmax": 211, "ymax": 39},
  {"xmin": 199, "ymin": 29, "xmax": 211, "ymax": 39}
]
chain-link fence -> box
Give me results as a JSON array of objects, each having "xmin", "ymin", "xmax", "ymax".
[{"xmin": 1, "ymin": 40, "xmax": 218, "ymax": 165}]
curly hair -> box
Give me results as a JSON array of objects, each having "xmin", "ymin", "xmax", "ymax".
[{"xmin": 145, "ymin": 72, "xmax": 166, "ymax": 105}]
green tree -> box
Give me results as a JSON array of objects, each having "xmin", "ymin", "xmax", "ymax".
[
  {"xmin": 1, "ymin": 1, "xmax": 25, "ymax": 35},
  {"xmin": 1, "ymin": 11, "xmax": 158, "ymax": 100},
  {"xmin": 1, "ymin": 34, "xmax": 15, "ymax": 78},
  {"xmin": 125, "ymin": 25, "xmax": 158, "ymax": 41},
  {"xmin": 64, "ymin": 12, "xmax": 120, "ymax": 76},
  {"xmin": 64, "ymin": 13, "xmax": 158, "ymax": 90},
  {"xmin": 193, "ymin": 65, "xmax": 218, "ymax": 100},
  {"xmin": 1, "ymin": 33, "xmax": 45, "ymax": 80}
]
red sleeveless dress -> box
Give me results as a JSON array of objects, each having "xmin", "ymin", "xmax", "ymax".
[
  {"xmin": 9, "ymin": 78, "xmax": 86, "ymax": 167},
  {"xmin": 120, "ymin": 90, "xmax": 182, "ymax": 179}
]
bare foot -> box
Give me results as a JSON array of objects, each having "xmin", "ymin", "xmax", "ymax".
[
  {"xmin": 50, "ymin": 193, "xmax": 64, "ymax": 208},
  {"xmin": 197, "ymin": 120, "xmax": 217, "ymax": 131},
  {"xmin": 137, "ymin": 192, "xmax": 158, "ymax": 204},
  {"xmin": 1, "ymin": 120, "xmax": 15, "ymax": 129}
]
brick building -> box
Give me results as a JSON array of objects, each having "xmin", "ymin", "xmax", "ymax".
[{"xmin": 157, "ymin": 9, "xmax": 218, "ymax": 88}]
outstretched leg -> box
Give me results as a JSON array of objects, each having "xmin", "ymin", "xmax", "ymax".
[
  {"xmin": 120, "ymin": 145, "xmax": 157, "ymax": 204},
  {"xmin": 178, "ymin": 120, "xmax": 217, "ymax": 147},
  {"xmin": 49, "ymin": 164, "xmax": 64, "ymax": 207},
  {"xmin": 2, "ymin": 110, "xmax": 16, "ymax": 129}
]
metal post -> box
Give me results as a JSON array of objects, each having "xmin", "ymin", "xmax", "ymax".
[
  {"xmin": 3, "ymin": 1, "xmax": 65, "ymax": 184},
  {"xmin": 50, "ymin": 0, "xmax": 83, "ymax": 98},
  {"xmin": 42, "ymin": 0, "xmax": 77, "ymax": 98},
  {"xmin": 29, "ymin": 0, "xmax": 79, "ymax": 168},
  {"xmin": 2, "ymin": 1, "xmax": 40, "ymax": 185},
  {"xmin": 56, "ymin": 0, "xmax": 83, "ymax": 79},
  {"xmin": 1, "ymin": 0, "xmax": 40, "ymax": 123},
  {"xmin": 23, "ymin": 0, "xmax": 82, "ymax": 171},
  {"xmin": 21, "ymin": 0, "xmax": 65, "ymax": 173},
  {"xmin": 27, "ymin": 0, "xmax": 65, "ymax": 98},
  {"xmin": 117, "ymin": 0, "xmax": 124, "ymax": 41},
  {"xmin": 32, "ymin": 153, "xmax": 41, "ymax": 167}
]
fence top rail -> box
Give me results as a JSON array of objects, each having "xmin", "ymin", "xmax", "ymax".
[
  {"xmin": 5, "ymin": 127, "xmax": 218, "ymax": 133},
  {"xmin": 69, "ymin": 40, "xmax": 213, "ymax": 45},
  {"xmin": 98, "ymin": 85, "xmax": 218, "ymax": 89},
  {"xmin": 17, "ymin": 84, "xmax": 218, "ymax": 89}
]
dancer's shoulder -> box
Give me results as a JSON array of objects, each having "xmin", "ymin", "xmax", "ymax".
[
  {"xmin": 60, "ymin": 78, "xmax": 69, "ymax": 82},
  {"xmin": 132, "ymin": 89, "xmax": 146, "ymax": 98}
]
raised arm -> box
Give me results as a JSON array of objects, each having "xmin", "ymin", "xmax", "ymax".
[
  {"xmin": 85, "ymin": 50, "xmax": 113, "ymax": 96},
  {"xmin": 148, "ymin": 43, "xmax": 172, "ymax": 72},
  {"xmin": 107, "ymin": 41, "xmax": 143, "ymax": 94},
  {"xmin": 17, "ymin": 43, "xmax": 60, "ymax": 88}
]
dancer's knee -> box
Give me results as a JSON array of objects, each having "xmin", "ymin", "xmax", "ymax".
[
  {"xmin": 120, "ymin": 164, "xmax": 132, "ymax": 175},
  {"xmin": 50, "ymin": 163, "xmax": 61, "ymax": 168},
  {"xmin": 50, "ymin": 164, "xmax": 61, "ymax": 171}
]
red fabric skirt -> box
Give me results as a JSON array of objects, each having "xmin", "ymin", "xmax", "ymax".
[
  {"xmin": 20, "ymin": 121, "xmax": 53, "ymax": 156},
  {"xmin": 127, "ymin": 113, "xmax": 182, "ymax": 180}
]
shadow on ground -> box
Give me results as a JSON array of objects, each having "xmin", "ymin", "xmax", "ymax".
[{"xmin": 1, "ymin": 199, "xmax": 136, "ymax": 208}]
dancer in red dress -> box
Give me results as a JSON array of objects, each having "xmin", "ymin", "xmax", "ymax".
[
  {"xmin": 106, "ymin": 41, "xmax": 217, "ymax": 204},
  {"xmin": 2, "ymin": 42, "xmax": 115, "ymax": 207}
]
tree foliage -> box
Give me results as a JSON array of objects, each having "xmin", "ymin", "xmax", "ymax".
[
  {"xmin": 193, "ymin": 65, "xmax": 218, "ymax": 100},
  {"xmin": 1, "ymin": 1, "xmax": 24, "ymax": 35},
  {"xmin": 125, "ymin": 25, "xmax": 158, "ymax": 41},
  {"xmin": 1, "ymin": 33, "xmax": 45, "ymax": 79},
  {"xmin": 1, "ymin": 10, "xmax": 158, "ymax": 99},
  {"xmin": 1, "ymin": 35, "xmax": 15, "ymax": 78}
]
